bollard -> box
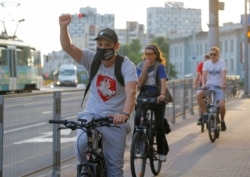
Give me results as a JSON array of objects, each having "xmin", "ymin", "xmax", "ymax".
[
  {"xmin": 51, "ymin": 91, "xmax": 61, "ymax": 177},
  {"xmin": 0, "ymin": 95, "xmax": 3, "ymax": 177}
]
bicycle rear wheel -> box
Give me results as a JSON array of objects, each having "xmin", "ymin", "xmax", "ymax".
[
  {"xmin": 130, "ymin": 131, "xmax": 147, "ymax": 177},
  {"xmin": 208, "ymin": 116, "xmax": 217, "ymax": 143},
  {"xmin": 201, "ymin": 120, "xmax": 205, "ymax": 132},
  {"xmin": 200, "ymin": 112, "xmax": 205, "ymax": 133},
  {"xmin": 148, "ymin": 126, "xmax": 162, "ymax": 175},
  {"xmin": 201, "ymin": 118, "xmax": 209, "ymax": 132}
]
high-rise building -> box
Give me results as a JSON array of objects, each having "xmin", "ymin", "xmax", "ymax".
[
  {"xmin": 68, "ymin": 7, "xmax": 115, "ymax": 51},
  {"xmin": 147, "ymin": 2, "xmax": 202, "ymax": 39}
]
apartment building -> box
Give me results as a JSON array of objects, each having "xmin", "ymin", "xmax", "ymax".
[{"xmin": 147, "ymin": 1, "xmax": 202, "ymax": 40}]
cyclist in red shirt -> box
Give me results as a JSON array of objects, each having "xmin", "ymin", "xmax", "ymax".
[{"xmin": 193, "ymin": 54, "xmax": 210, "ymax": 125}]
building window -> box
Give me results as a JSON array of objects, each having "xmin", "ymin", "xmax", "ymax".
[
  {"xmin": 200, "ymin": 43, "xmax": 202, "ymax": 55},
  {"xmin": 230, "ymin": 40, "xmax": 234, "ymax": 52},
  {"xmin": 225, "ymin": 59, "xmax": 228, "ymax": 70},
  {"xmin": 205, "ymin": 43, "xmax": 208, "ymax": 53},
  {"xmin": 230, "ymin": 59, "xmax": 234, "ymax": 71},
  {"xmin": 225, "ymin": 40, "xmax": 228, "ymax": 53}
]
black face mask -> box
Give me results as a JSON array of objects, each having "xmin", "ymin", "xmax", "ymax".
[{"xmin": 96, "ymin": 47, "xmax": 115, "ymax": 61}]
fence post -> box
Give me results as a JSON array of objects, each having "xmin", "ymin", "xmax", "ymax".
[
  {"xmin": 182, "ymin": 79, "xmax": 186, "ymax": 119},
  {"xmin": 189, "ymin": 78, "xmax": 194, "ymax": 115},
  {"xmin": 52, "ymin": 91, "xmax": 61, "ymax": 177},
  {"xmin": 171, "ymin": 81, "xmax": 176, "ymax": 124},
  {"xmin": 0, "ymin": 96, "xmax": 3, "ymax": 177}
]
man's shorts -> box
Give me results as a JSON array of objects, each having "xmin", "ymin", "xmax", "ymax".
[{"xmin": 206, "ymin": 85, "xmax": 225, "ymax": 101}]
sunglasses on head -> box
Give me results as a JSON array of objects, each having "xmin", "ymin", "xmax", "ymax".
[{"xmin": 210, "ymin": 53, "xmax": 217, "ymax": 56}]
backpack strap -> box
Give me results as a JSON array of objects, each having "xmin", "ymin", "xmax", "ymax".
[
  {"xmin": 81, "ymin": 56, "xmax": 101, "ymax": 107},
  {"xmin": 81, "ymin": 54, "xmax": 124, "ymax": 107},
  {"xmin": 115, "ymin": 54, "xmax": 125, "ymax": 86},
  {"xmin": 154, "ymin": 62, "xmax": 161, "ymax": 88}
]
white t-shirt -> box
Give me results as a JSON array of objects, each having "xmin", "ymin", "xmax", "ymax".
[
  {"xmin": 79, "ymin": 49, "xmax": 137, "ymax": 117},
  {"xmin": 202, "ymin": 59, "xmax": 226, "ymax": 86}
]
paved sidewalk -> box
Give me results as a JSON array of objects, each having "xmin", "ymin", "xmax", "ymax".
[{"xmin": 30, "ymin": 98, "xmax": 250, "ymax": 177}]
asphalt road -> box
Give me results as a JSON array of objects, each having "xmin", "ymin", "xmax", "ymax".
[{"xmin": 2, "ymin": 90, "xmax": 83, "ymax": 177}]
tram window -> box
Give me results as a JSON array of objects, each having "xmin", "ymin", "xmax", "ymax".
[
  {"xmin": 29, "ymin": 50, "xmax": 36, "ymax": 66},
  {"xmin": 16, "ymin": 50, "xmax": 27, "ymax": 66},
  {"xmin": 0, "ymin": 48, "xmax": 7, "ymax": 65}
]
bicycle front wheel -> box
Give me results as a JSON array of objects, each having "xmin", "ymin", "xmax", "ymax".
[
  {"xmin": 78, "ymin": 164, "xmax": 94, "ymax": 177},
  {"xmin": 130, "ymin": 131, "xmax": 147, "ymax": 177},
  {"xmin": 148, "ymin": 126, "xmax": 162, "ymax": 175},
  {"xmin": 215, "ymin": 113, "xmax": 220, "ymax": 138},
  {"xmin": 208, "ymin": 116, "xmax": 217, "ymax": 143}
]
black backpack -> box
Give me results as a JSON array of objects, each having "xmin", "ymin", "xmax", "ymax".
[{"xmin": 81, "ymin": 54, "xmax": 125, "ymax": 107}]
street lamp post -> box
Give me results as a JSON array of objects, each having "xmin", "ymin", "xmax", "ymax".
[
  {"xmin": 207, "ymin": 0, "xmax": 220, "ymax": 48},
  {"xmin": 243, "ymin": 0, "xmax": 250, "ymax": 97}
]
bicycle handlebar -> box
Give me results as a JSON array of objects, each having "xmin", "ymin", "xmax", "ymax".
[
  {"xmin": 49, "ymin": 119, "xmax": 68, "ymax": 124},
  {"xmin": 197, "ymin": 86, "xmax": 221, "ymax": 91},
  {"xmin": 49, "ymin": 116, "xmax": 114, "ymax": 130},
  {"xmin": 137, "ymin": 97, "xmax": 157, "ymax": 103}
]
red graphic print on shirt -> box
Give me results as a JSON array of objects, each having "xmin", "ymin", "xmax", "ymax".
[{"xmin": 96, "ymin": 74, "xmax": 116, "ymax": 101}]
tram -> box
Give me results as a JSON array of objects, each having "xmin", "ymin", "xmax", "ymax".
[{"xmin": 0, "ymin": 38, "xmax": 43, "ymax": 94}]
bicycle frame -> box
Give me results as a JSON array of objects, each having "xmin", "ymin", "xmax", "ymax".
[
  {"xmin": 77, "ymin": 123, "xmax": 105, "ymax": 177},
  {"xmin": 49, "ymin": 117, "xmax": 113, "ymax": 177}
]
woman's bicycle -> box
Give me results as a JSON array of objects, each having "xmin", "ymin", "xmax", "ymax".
[
  {"xmin": 49, "ymin": 117, "xmax": 115, "ymax": 177},
  {"xmin": 206, "ymin": 86, "xmax": 221, "ymax": 143},
  {"xmin": 130, "ymin": 97, "xmax": 162, "ymax": 177}
]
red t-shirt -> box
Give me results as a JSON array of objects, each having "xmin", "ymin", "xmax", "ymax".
[
  {"xmin": 197, "ymin": 61, "xmax": 204, "ymax": 73},
  {"xmin": 196, "ymin": 61, "xmax": 204, "ymax": 85}
]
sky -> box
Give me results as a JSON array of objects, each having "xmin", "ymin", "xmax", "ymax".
[{"xmin": 0, "ymin": 0, "xmax": 246, "ymax": 55}]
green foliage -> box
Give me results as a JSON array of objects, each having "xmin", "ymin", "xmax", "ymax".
[
  {"xmin": 118, "ymin": 39, "xmax": 142, "ymax": 65},
  {"xmin": 167, "ymin": 63, "xmax": 178, "ymax": 79}
]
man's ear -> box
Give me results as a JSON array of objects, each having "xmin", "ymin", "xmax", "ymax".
[{"xmin": 115, "ymin": 42, "xmax": 120, "ymax": 51}]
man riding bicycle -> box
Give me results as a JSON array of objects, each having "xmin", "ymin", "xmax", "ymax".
[
  {"xmin": 59, "ymin": 14, "xmax": 137, "ymax": 177},
  {"xmin": 197, "ymin": 46, "xmax": 227, "ymax": 131},
  {"xmin": 193, "ymin": 54, "xmax": 210, "ymax": 125}
]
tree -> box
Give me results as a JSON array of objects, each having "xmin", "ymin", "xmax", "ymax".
[{"xmin": 118, "ymin": 39, "xmax": 142, "ymax": 64}]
